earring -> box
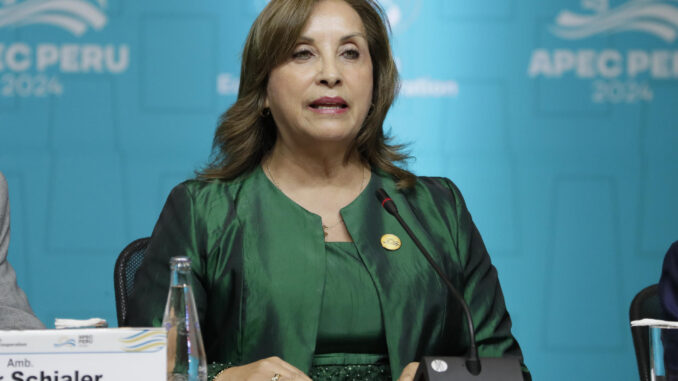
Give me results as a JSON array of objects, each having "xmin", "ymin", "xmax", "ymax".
[{"xmin": 261, "ymin": 108, "xmax": 271, "ymax": 117}]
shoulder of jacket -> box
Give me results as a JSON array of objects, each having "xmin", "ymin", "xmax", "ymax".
[
  {"xmin": 414, "ymin": 176, "xmax": 462, "ymax": 198},
  {"xmin": 404, "ymin": 176, "xmax": 470, "ymax": 222},
  {"xmin": 175, "ymin": 177, "xmax": 244, "ymax": 199},
  {"xmin": 173, "ymin": 176, "xmax": 250, "ymax": 222}
]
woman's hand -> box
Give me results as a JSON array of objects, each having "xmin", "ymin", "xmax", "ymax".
[
  {"xmin": 398, "ymin": 362, "xmax": 420, "ymax": 381},
  {"xmin": 214, "ymin": 356, "xmax": 312, "ymax": 381}
]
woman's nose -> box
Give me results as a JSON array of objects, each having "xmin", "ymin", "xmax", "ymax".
[{"xmin": 317, "ymin": 58, "xmax": 342, "ymax": 87}]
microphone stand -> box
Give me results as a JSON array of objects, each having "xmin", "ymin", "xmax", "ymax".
[{"xmin": 376, "ymin": 189, "xmax": 524, "ymax": 381}]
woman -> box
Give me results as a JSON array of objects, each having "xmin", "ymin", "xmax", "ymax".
[{"xmin": 128, "ymin": 0, "xmax": 529, "ymax": 380}]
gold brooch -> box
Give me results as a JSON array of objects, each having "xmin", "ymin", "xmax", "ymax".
[{"xmin": 381, "ymin": 234, "xmax": 401, "ymax": 251}]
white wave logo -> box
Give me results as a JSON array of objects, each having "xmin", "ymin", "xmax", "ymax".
[
  {"xmin": 0, "ymin": 0, "xmax": 107, "ymax": 36},
  {"xmin": 551, "ymin": 0, "xmax": 678, "ymax": 43},
  {"xmin": 379, "ymin": 0, "xmax": 421, "ymax": 33}
]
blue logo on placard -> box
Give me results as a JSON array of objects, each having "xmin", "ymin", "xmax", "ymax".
[
  {"xmin": 0, "ymin": 0, "xmax": 107, "ymax": 36},
  {"xmin": 53, "ymin": 337, "xmax": 76, "ymax": 348},
  {"xmin": 550, "ymin": 0, "xmax": 678, "ymax": 43},
  {"xmin": 118, "ymin": 329, "xmax": 166, "ymax": 353}
]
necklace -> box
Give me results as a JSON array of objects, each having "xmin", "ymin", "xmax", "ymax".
[
  {"xmin": 321, "ymin": 168, "xmax": 366, "ymax": 236},
  {"xmin": 265, "ymin": 162, "xmax": 367, "ymax": 237}
]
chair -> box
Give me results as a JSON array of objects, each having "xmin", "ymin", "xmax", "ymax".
[
  {"xmin": 114, "ymin": 237, "xmax": 150, "ymax": 327},
  {"xmin": 630, "ymin": 284, "xmax": 666, "ymax": 381}
]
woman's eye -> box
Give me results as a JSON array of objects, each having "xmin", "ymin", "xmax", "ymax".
[
  {"xmin": 342, "ymin": 49, "xmax": 360, "ymax": 60},
  {"xmin": 292, "ymin": 49, "xmax": 313, "ymax": 60}
]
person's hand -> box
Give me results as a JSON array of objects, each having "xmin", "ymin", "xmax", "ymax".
[
  {"xmin": 214, "ymin": 356, "xmax": 312, "ymax": 381},
  {"xmin": 398, "ymin": 362, "xmax": 420, "ymax": 381}
]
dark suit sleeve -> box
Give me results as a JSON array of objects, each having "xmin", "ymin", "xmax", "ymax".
[
  {"xmin": 660, "ymin": 242, "xmax": 678, "ymax": 320},
  {"xmin": 127, "ymin": 183, "xmax": 208, "ymax": 329},
  {"xmin": 0, "ymin": 172, "xmax": 45, "ymax": 330},
  {"xmin": 659, "ymin": 241, "xmax": 678, "ymax": 375},
  {"xmin": 442, "ymin": 178, "xmax": 531, "ymax": 380}
]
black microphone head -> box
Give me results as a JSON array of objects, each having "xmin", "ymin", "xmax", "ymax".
[
  {"xmin": 375, "ymin": 188, "xmax": 389, "ymax": 203},
  {"xmin": 375, "ymin": 188, "xmax": 398, "ymax": 215}
]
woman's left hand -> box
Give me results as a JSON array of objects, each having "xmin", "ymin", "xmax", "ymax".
[{"xmin": 398, "ymin": 362, "xmax": 420, "ymax": 381}]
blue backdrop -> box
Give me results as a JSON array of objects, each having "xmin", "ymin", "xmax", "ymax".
[{"xmin": 1, "ymin": 0, "xmax": 677, "ymax": 379}]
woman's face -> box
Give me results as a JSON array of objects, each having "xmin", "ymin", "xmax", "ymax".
[{"xmin": 265, "ymin": 0, "xmax": 373, "ymax": 150}]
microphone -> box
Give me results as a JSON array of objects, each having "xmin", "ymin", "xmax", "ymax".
[
  {"xmin": 375, "ymin": 188, "xmax": 523, "ymax": 381},
  {"xmin": 376, "ymin": 188, "xmax": 480, "ymax": 374}
]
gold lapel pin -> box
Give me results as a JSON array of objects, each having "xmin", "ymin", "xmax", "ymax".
[{"xmin": 381, "ymin": 234, "xmax": 402, "ymax": 251}]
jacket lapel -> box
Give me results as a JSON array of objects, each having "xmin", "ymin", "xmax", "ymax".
[{"xmin": 342, "ymin": 173, "xmax": 449, "ymax": 378}]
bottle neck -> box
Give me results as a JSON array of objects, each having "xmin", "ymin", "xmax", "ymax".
[{"xmin": 169, "ymin": 263, "xmax": 192, "ymax": 287}]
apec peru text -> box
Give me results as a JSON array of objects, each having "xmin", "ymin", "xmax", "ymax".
[
  {"xmin": 529, "ymin": 49, "xmax": 678, "ymax": 78},
  {"xmin": 0, "ymin": 43, "xmax": 129, "ymax": 73}
]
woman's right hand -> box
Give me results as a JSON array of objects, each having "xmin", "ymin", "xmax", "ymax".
[{"xmin": 214, "ymin": 356, "xmax": 312, "ymax": 381}]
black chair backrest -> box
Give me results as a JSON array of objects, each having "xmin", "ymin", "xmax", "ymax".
[
  {"xmin": 114, "ymin": 237, "xmax": 150, "ymax": 327},
  {"xmin": 630, "ymin": 284, "xmax": 666, "ymax": 381}
]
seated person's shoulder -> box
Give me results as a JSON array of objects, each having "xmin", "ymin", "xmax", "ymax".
[
  {"xmin": 669, "ymin": 241, "xmax": 678, "ymax": 258},
  {"xmin": 659, "ymin": 240, "xmax": 678, "ymax": 319},
  {"xmin": 416, "ymin": 176, "xmax": 459, "ymax": 193},
  {"xmin": 661, "ymin": 241, "xmax": 678, "ymax": 275},
  {"xmin": 166, "ymin": 177, "xmax": 245, "ymax": 221},
  {"xmin": 409, "ymin": 176, "xmax": 466, "ymax": 208},
  {"xmin": 174, "ymin": 177, "xmax": 243, "ymax": 202}
]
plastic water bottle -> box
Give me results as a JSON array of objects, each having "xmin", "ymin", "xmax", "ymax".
[{"xmin": 162, "ymin": 256, "xmax": 207, "ymax": 381}]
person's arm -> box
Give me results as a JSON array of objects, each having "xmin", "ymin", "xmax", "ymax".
[
  {"xmin": 659, "ymin": 242, "xmax": 678, "ymax": 320},
  {"xmin": 128, "ymin": 182, "xmax": 312, "ymax": 381},
  {"xmin": 443, "ymin": 178, "xmax": 530, "ymax": 380},
  {"xmin": 659, "ymin": 241, "xmax": 678, "ymax": 378},
  {"xmin": 127, "ymin": 182, "xmax": 208, "ymax": 328},
  {"xmin": 127, "ymin": 182, "xmax": 223, "ymax": 376},
  {"xmin": 0, "ymin": 172, "xmax": 45, "ymax": 330}
]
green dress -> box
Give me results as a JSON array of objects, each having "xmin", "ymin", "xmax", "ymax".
[{"xmin": 127, "ymin": 167, "xmax": 529, "ymax": 380}]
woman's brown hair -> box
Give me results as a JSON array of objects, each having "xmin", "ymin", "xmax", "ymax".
[{"xmin": 198, "ymin": 0, "xmax": 416, "ymax": 188}]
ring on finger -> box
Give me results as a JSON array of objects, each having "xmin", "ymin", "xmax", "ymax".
[{"xmin": 271, "ymin": 373, "xmax": 281, "ymax": 381}]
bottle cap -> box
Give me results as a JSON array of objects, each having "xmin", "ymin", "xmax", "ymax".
[
  {"xmin": 170, "ymin": 256, "xmax": 192, "ymax": 270},
  {"xmin": 170, "ymin": 256, "xmax": 191, "ymax": 265}
]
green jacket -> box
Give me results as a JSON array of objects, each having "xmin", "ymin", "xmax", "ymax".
[{"xmin": 128, "ymin": 167, "xmax": 528, "ymax": 380}]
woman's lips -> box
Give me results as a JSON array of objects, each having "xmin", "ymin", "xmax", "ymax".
[{"xmin": 309, "ymin": 97, "xmax": 349, "ymax": 114}]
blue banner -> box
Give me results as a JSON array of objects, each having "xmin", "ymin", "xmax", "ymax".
[{"xmin": 1, "ymin": 1, "xmax": 676, "ymax": 379}]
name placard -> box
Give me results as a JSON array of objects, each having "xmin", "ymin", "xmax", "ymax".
[{"xmin": 0, "ymin": 328, "xmax": 166, "ymax": 381}]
